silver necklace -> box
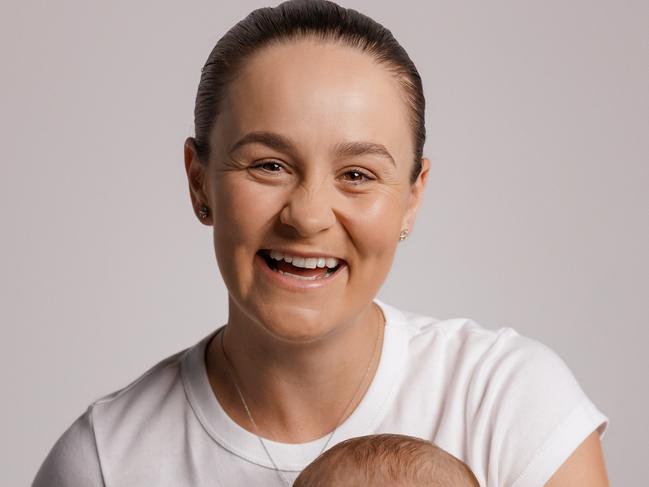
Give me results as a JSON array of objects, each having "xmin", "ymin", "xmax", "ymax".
[{"xmin": 218, "ymin": 306, "xmax": 383, "ymax": 487}]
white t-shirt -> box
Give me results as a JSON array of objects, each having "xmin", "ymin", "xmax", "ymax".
[{"xmin": 32, "ymin": 300, "xmax": 608, "ymax": 487}]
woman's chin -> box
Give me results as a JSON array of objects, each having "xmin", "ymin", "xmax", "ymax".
[{"xmin": 253, "ymin": 308, "xmax": 339, "ymax": 344}]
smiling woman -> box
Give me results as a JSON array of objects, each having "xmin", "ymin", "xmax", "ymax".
[
  {"xmin": 32, "ymin": 1, "xmax": 609, "ymax": 486},
  {"xmin": 190, "ymin": 36, "xmax": 424, "ymax": 346}
]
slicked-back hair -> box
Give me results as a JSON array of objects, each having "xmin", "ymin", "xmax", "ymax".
[
  {"xmin": 193, "ymin": 0, "xmax": 426, "ymax": 184},
  {"xmin": 293, "ymin": 433, "xmax": 480, "ymax": 487}
]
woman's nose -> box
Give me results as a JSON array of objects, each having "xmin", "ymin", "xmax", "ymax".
[{"xmin": 279, "ymin": 182, "xmax": 336, "ymax": 237}]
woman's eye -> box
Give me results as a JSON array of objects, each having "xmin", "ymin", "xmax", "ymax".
[
  {"xmin": 341, "ymin": 169, "xmax": 373, "ymax": 184},
  {"xmin": 252, "ymin": 160, "xmax": 284, "ymax": 173}
]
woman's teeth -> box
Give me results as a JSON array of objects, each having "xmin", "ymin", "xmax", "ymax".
[{"xmin": 268, "ymin": 250, "xmax": 339, "ymax": 269}]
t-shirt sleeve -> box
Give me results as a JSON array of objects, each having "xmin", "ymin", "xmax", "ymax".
[
  {"xmin": 467, "ymin": 328, "xmax": 609, "ymax": 487},
  {"xmin": 32, "ymin": 406, "xmax": 105, "ymax": 487}
]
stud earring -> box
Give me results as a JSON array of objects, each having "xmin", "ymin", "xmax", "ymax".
[
  {"xmin": 399, "ymin": 229, "xmax": 409, "ymax": 241},
  {"xmin": 198, "ymin": 205, "xmax": 210, "ymax": 220}
]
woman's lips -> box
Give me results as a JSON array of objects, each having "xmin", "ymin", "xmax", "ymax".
[
  {"xmin": 259, "ymin": 248, "xmax": 344, "ymax": 267},
  {"xmin": 272, "ymin": 259, "xmax": 332, "ymax": 279},
  {"xmin": 255, "ymin": 252, "xmax": 347, "ymax": 291}
]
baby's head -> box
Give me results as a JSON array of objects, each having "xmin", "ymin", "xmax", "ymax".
[{"xmin": 293, "ymin": 434, "xmax": 479, "ymax": 487}]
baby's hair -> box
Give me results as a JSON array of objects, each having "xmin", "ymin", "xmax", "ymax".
[{"xmin": 293, "ymin": 433, "xmax": 479, "ymax": 486}]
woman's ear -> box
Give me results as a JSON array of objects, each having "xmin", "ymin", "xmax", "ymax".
[
  {"xmin": 401, "ymin": 156, "xmax": 430, "ymax": 235},
  {"xmin": 184, "ymin": 137, "xmax": 211, "ymax": 225}
]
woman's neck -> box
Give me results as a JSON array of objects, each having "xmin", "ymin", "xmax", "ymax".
[{"xmin": 204, "ymin": 301, "xmax": 384, "ymax": 444}]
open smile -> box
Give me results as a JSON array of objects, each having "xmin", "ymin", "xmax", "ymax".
[{"xmin": 255, "ymin": 249, "xmax": 347, "ymax": 290}]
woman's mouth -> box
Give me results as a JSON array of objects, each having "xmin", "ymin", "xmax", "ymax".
[{"xmin": 257, "ymin": 249, "xmax": 345, "ymax": 281}]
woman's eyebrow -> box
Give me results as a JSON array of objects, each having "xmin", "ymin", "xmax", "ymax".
[
  {"xmin": 333, "ymin": 140, "xmax": 396, "ymax": 166},
  {"xmin": 229, "ymin": 131, "xmax": 294, "ymax": 157},
  {"xmin": 228, "ymin": 131, "xmax": 396, "ymax": 166}
]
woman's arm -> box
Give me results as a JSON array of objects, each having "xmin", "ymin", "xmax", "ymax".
[{"xmin": 544, "ymin": 430, "xmax": 609, "ymax": 486}]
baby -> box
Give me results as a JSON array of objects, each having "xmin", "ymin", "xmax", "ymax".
[{"xmin": 293, "ymin": 433, "xmax": 479, "ymax": 487}]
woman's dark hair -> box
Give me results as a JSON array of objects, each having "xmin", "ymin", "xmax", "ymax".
[{"xmin": 193, "ymin": 0, "xmax": 426, "ymax": 183}]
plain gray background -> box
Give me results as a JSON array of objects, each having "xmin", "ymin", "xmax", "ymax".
[{"xmin": 2, "ymin": 0, "xmax": 646, "ymax": 485}]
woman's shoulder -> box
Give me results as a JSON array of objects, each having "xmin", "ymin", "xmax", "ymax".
[
  {"xmin": 32, "ymin": 340, "xmax": 205, "ymax": 487},
  {"xmin": 380, "ymin": 300, "xmax": 609, "ymax": 486},
  {"xmin": 380, "ymin": 299, "xmax": 548, "ymax": 362},
  {"xmin": 93, "ymin": 346, "xmax": 190, "ymax": 408},
  {"xmin": 32, "ymin": 406, "xmax": 104, "ymax": 487},
  {"xmin": 85, "ymin": 341, "xmax": 204, "ymax": 439},
  {"xmin": 381, "ymin": 299, "xmax": 607, "ymax": 430}
]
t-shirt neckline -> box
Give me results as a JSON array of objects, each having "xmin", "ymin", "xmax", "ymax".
[{"xmin": 180, "ymin": 299, "xmax": 408, "ymax": 471}]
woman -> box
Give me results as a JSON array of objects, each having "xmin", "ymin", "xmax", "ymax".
[{"xmin": 33, "ymin": 1, "xmax": 609, "ymax": 486}]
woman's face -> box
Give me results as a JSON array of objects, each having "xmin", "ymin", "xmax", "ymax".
[{"xmin": 186, "ymin": 39, "xmax": 429, "ymax": 342}]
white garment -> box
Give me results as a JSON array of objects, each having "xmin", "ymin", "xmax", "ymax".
[{"xmin": 32, "ymin": 300, "xmax": 608, "ymax": 487}]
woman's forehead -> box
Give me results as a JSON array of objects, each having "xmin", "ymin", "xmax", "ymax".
[{"xmin": 213, "ymin": 40, "xmax": 412, "ymax": 160}]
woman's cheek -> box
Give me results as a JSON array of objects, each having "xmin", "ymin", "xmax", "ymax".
[
  {"xmin": 215, "ymin": 176, "xmax": 284, "ymax": 240},
  {"xmin": 344, "ymin": 190, "xmax": 405, "ymax": 249},
  {"xmin": 334, "ymin": 196, "xmax": 402, "ymax": 289}
]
